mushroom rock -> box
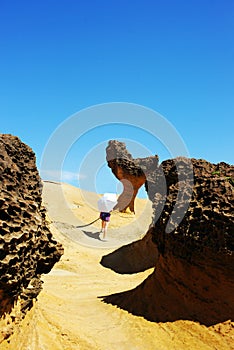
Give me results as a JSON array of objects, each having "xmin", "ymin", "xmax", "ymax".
[
  {"xmin": 0, "ymin": 134, "xmax": 63, "ymax": 341},
  {"xmin": 106, "ymin": 140, "xmax": 159, "ymax": 212},
  {"xmin": 104, "ymin": 140, "xmax": 234, "ymax": 326}
]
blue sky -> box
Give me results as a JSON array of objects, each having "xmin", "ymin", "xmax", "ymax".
[{"xmin": 0, "ymin": 1, "xmax": 233, "ymax": 196}]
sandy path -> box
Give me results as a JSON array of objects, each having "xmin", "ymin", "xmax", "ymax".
[
  {"xmin": 6, "ymin": 228, "xmax": 232, "ymax": 350},
  {"xmin": 6, "ymin": 227, "xmax": 232, "ymax": 350},
  {"xmin": 42, "ymin": 181, "xmax": 153, "ymax": 249},
  {"xmin": 2, "ymin": 182, "xmax": 233, "ymax": 349}
]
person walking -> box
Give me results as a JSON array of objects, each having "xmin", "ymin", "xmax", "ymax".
[
  {"xmin": 98, "ymin": 193, "xmax": 117, "ymax": 240},
  {"xmin": 100, "ymin": 211, "xmax": 111, "ymax": 239}
]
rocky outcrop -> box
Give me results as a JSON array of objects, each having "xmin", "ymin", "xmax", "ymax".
[
  {"xmin": 106, "ymin": 140, "xmax": 158, "ymax": 212},
  {"xmin": 0, "ymin": 134, "xmax": 63, "ymax": 340},
  {"xmin": 103, "ymin": 140, "xmax": 234, "ymax": 326},
  {"xmin": 150, "ymin": 158, "xmax": 234, "ymax": 256}
]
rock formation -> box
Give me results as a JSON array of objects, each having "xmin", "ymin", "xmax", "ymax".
[
  {"xmin": 0, "ymin": 134, "xmax": 63, "ymax": 341},
  {"xmin": 106, "ymin": 140, "xmax": 159, "ymax": 212},
  {"xmin": 103, "ymin": 140, "xmax": 234, "ymax": 326}
]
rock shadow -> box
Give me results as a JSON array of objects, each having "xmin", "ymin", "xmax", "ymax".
[
  {"xmin": 100, "ymin": 229, "xmax": 158, "ymax": 274},
  {"xmin": 100, "ymin": 252, "xmax": 234, "ymax": 327},
  {"xmin": 0, "ymin": 295, "xmax": 15, "ymax": 318}
]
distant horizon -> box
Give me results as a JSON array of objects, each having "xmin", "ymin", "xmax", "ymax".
[
  {"xmin": 40, "ymin": 132, "xmax": 233, "ymax": 200},
  {"xmin": 42, "ymin": 178, "xmax": 148, "ymax": 199}
]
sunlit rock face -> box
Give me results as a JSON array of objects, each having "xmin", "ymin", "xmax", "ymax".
[{"xmin": 106, "ymin": 140, "xmax": 158, "ymax": 212}]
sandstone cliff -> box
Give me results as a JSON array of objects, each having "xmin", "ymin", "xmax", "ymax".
[
  {"xmin": 103, "ymin": 140, "xmax": 234, "ymax": 326},
  {"xmin": 0, "ymin": 134, "xmax": 63, "ymax": 342}
]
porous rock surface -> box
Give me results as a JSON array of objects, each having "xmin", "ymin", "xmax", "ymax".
[
  {"xmin": 0, "ymin": 134, "xmax": 63, "ymax": 331},
  {"xmin": 104, "ymin": 140, "xmax": 234, "ymax": 325}
]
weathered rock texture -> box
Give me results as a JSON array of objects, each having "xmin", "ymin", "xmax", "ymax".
[
  {"xmin": 106, "ymin": 140, "xmax": 159, "ymax": 212},
  {"xmin": 104, "ymin": 140, "xmax": 234, "ymax": 326},
  {"xmin": 0, "ymin": 134, "xmax": 63, "ymax": 338}
]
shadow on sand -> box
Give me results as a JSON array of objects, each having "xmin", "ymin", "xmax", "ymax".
[
  {"xmin": 82, "ymin": 230, "xmax": 102, "ymax": 241},
  {"xmin": 100, "ymin": 230, "xmax": 158, "ymax": 274}
]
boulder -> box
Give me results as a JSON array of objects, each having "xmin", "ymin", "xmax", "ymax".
[{"xmin": 0, "ymin": 134, "xmax": 63, "ymax": 322}]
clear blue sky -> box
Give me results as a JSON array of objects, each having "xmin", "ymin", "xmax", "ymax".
[{"xmin": 1, "ymin": 1, "xmax": 233, "ymax": 196}]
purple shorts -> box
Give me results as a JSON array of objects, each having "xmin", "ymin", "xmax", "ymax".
[{"xmin": 100, "ymin": 212, "xmax": 111, "ymax": 222}]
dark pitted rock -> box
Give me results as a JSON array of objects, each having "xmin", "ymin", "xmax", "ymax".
[
  {"xmin": 103, "ymin": 140, "xmax": 234, "ymax": 325},
  {"xmin": 0, "ymin": 134, "xmax": 63, "ymax": 323},
  {"xmin": 153, "ymin": 158, "xmax": 234, "ymax": 257}
]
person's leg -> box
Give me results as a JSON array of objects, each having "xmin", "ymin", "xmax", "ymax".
[
  {"xmin": 101, "ymin": 220, "xmax": 105, "ymax": 231},
  {"xmin": 103, "ymin": 214, "xmax": 111, "ymax": 239},
  {"xmin": 102, "ymin": 221, "xmax": 107, "ymax": 239}
]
